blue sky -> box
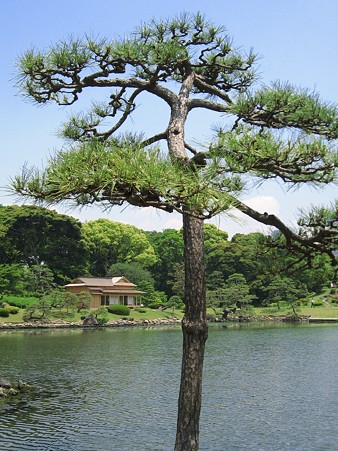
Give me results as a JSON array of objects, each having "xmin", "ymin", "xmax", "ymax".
[{"xmin": 1, "ymin": 0, "xmax": 337, "ymax": 236}]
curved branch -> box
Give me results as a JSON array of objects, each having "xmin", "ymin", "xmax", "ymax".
[
  {"xmin": 236, "ymin": 199, "xmax": 338, "ymax": 264},
  {"xmin": 189, "ymin": 97, "xmax": 230, "ymax": 113},
  {"xmin": 100, "ymin": 88, "xmax": 144, "ymax": 139},
  {"xmin": 83, "ymin": 77, "xmax": 177, "ymax": 107},
  {"xmin": 193, "ymin": 76, "xmax": 233, "ymax": 104},
  {"xmin": 140, "ymin": 132, "xmax": 167, "ymax": 148},
  {"xmin": 184, "ymin": 142, "xmax": 198, "ymax": 155}
]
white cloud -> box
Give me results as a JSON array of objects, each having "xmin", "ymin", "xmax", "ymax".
[
  {"xmin": 207, "ymin": 195, "xmax": 281, "ymax": 238},
  {"xmin": 246, "ymin": 195, "xmax": 280, "ymax": 215}
]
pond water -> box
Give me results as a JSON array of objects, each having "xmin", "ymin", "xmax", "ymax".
[{"xmin": 0, "ymin": 323, "xmax": 337, "ymax": 450}]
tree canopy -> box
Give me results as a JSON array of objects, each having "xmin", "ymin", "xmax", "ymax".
[
  {"xmin": 0, "ymin": 205, "xmax": 87, "ymax": 283},
  {"xmin": 81, "ymin": 218, "xmax": 157, "ymax": 275}
]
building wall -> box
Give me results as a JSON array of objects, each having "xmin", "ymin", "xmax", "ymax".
[
  {"xmin": 65, "ymin": 285, "xmax": 140, "ymax": 309},
  {"xmin": 91, "ymin": 294, "xmax": 101, "ymax": 309}
]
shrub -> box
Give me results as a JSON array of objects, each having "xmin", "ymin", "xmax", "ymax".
[
  {"xmin": 0, "ymin": 308, "xmax": 10, "ymax": 318},
  {"xmin": 293, "ymin": 300, "xmax": 302, "ymax": 307},
  {"xmin": 147, "ymin": 301, "xmax": 164, "ymax": 309},
  {"xmin": 166, "ymin": 295, "xmax": 184, "ymax": 312},
  {"xmin": 9, "ymin": 307, "xmax": 20, "ymax": 314},
  {"xmin": 107, "ymin": 304, "xmax": 130, "ymax": 316},
  {"xmin": 313, "ymin": 300, "xmax": 323, "ymax": 307},
  {"xmin": 298, "ymin": 298, "xmax": 309, "ymax": 305},
  {"xmin": 134, "ymin": 308, "xmax": 147, "ymax": 313},
  {"xmin": 23, "ymin": 299, "xmax": 52, "ymax": 321},
  {"xmin": 6, "ymin": 296, "xmax": 38, "ymax": 308}
]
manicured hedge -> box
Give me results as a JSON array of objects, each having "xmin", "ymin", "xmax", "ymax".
[
  {"xmin": 5, "ymin": 296, "xmax": 38, "ymax": 309},
  {"xmin": 0, "ymin": 308, "xmax": 10, "ymax": 318},
  {"xmin": 107, "ymin": 304, "xmax": 130, "ymax": 316}
]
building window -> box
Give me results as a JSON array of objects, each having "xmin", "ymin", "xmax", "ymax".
[{"xmin": 100, "ymin": 295, "xmax": 109, "ymax": 306}]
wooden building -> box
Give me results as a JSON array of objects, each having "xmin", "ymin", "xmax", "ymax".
[{"xmin": 65, "ymin": 276, "xmax": 144, "ymax": 309}]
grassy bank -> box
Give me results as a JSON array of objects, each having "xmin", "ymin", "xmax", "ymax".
[
  {"xmin": 0, "ymin": 306, "xmax": 185, "ymax": 324},
  {"xmin": 255, "ymin": 305, "xmax": 338, "ymax": 319},
  {"xmin": 1, "ymin": 293, "xmax": 338, "ymax": 325},
  {"xmin": 1, "ymin": 305, "xmax": 338, "ymax": 325}
]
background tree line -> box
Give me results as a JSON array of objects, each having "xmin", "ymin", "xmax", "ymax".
[{"xmin": 0, "ymin": 204, "xmax": 334, "ymax": 308}]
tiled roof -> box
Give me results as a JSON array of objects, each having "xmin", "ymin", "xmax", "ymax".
[{"xmin": 68, "ymin": 276, "xmax": 136, "ymax": 288}]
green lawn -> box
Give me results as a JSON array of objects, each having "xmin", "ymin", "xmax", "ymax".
[
  {"xmin": 296, "ymin": 306, "xmax": 338, "ymax": 318},
  {"xmin": 254, "ymin": 305, "xmax": 338, "ymax": 318},
  {"xmin": 0, "ymin": 306, "xmax": 185, "ymax": 324},
  {"xmin": 1, "ymin": 302, "xmax": 337, "ymax": 325}
]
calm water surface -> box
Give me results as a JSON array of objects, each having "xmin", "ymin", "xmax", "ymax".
[{"xmin": 0, "ymin": 323, "xmax": 337, "ymax": 451}]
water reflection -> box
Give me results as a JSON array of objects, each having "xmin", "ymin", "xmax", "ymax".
[{"xmin": 0, "ymin": 324, "xmax": 337, "ymax": 450}]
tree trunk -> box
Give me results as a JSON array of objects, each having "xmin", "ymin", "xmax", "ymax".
[{"xmin": 174, "ymin": 212, "xmax": 208, "ymax": 451}]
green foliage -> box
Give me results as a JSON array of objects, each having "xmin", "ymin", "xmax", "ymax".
[
  {"xmin": 76, "ymin": 291, "xmax": 93, "ymax": 312},
  {"xmin": 23, "ymin": 298, "xmax": 52, "ymax": 320},
  {"xmin": 312, "ymin": 300, "xmax": 323, "ymax": 307},
  {"xmin": 166, "ymin": 295, "xmax": 184, "ymax": 313},
  {"xmin": 107, "ymin": 304, "xmax": 131, "ymax": 316},
  {"xmin": 211, "ymin": 123, "xmax": 337, "ymax": 184},
  {"xmin": 0, "ymin": 308, "xmax": 10, "ymax": 317},
  {"xmin": 206, "ymin": 288, "xmax": 230, "ymax": 313},
  {"xmin": 17, "ymin": 13, "xmax": 257, "ymax": 105},
  {"xmin": 0, "ymin": 205, "xmax": 87, "ymax": 285},
  {"xmin": 108, "ymin": 262, "xmax": 154, "ymax": 285},
  {"xmin": 12, "ymin": 138, "xmax": 243, "ymax": 218},
  {"xmin": 61, "ymin": 292, "xmax": 78, "ymax": 314},
  {"xmin": 82, "ymin": 219, "xmax": 157, "ymax": 276},
  {"xmin": 93, "ymin": 306, "xmax": 109, "ymax": 324},
  {"xmin": 262, "ymin": 277, "xmax": 304, "ymax": 309},
  {"xmin": 0, "ymin": 264, "xmax": 31, "ymax": 296},
  {"xmin": 9, "ymin": 307, "xmax": 19, "ymax": 314},
  {"xmin": 169, "ymin": 262, "xmax": 185, "ymax": 300},
  {"xmin": 4, "ymin": 296, "xmax": 38, "ymax": 309},
  {"xmin": 232, "ymin": 82, "xmax": 338, "ymax": 140},
  {"xmin": 25, "ymin": 264, "xmax": 57, "ymax": 298},
  {"xmin": 147, "ymin": 229, "xmax": 184, "ymax": 297},
  {"xmin": 205, "ymin": 232, "xmax": 265, "ymax": 298},
  {"xmin": 136, "ymin": 279, "xmax": 167, "ymax": 308},
  {"xmin": 222, "ymin": 273, "xmax": 256, "ymax": 310},
  {"xmin": 147, "ymin": 301, "xmax": 164, "ymax": 309}
]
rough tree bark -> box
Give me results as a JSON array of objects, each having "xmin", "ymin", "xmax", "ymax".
[{"xmin": 175, "ymin": 212, "xmax": 208, "ymax": 451}]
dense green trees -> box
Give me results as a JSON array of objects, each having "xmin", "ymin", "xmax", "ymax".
[
  {"xmin": 0, "ymin": 203, "xmax": 334, "ymax": 306},
  {"xmin": 0, "ymin": 205, "xmax": 87, "ymax": 286},
  {"xmin": 1, "ymin": 206, "xmax": 333, "ymax": 302},
  {"xmin": 0, "ymin": 264, "xmax": 30, "ymax": 296},
  {"xmin": 147, "ymin": 229, "xmax": 184, "ymax": 297},
  {"xmin": 108, "ymin": 261, "xmax": 155, "ymax": 285},
  {"xmin": 82, "ymin": 219, "xmax": 157, "ymax": 275}
]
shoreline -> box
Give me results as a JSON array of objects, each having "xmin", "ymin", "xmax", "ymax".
[
  {"xmin": 0, "ymin": 317, "xmax": 182, "ymax": 330},
  {"xmin": 2, "ymin": 315, "xmax": 337, "ymax": 331}
]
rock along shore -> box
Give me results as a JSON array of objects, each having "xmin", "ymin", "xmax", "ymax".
[
  {"xmin": 0, "ymin": 315, "xmax": 316, "ymax": 331},
  {"xmin": 0, "ymin": 317, "xmax": 182, "ymax": 330}
]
